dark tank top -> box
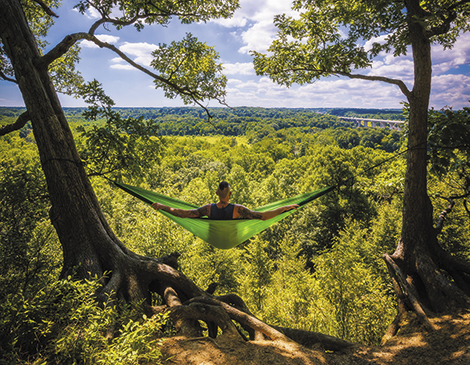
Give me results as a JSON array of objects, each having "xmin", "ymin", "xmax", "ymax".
[{"xmin": 210, "ymin": 203, "xmax": 235, "ymax": 220}]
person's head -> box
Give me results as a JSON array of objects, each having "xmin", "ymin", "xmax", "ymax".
[{"xmin": 216, "ymin": 181, "xmax": 231, "ymax": 200}]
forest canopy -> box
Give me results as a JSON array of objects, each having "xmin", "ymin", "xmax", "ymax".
[{"xmin": 2, "ymin": 106, "xmax": 469, "ymax": 363}]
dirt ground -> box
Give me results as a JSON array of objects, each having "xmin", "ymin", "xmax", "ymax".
[{"xmin": 160, "ymin": 310, "xmax": 470, "ymax": 365}]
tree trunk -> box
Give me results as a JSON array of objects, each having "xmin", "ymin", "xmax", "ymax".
[
  {"xmin": 1, "ymin": 0, "xmax": 205, "ymax": 310},
  {"xmin": 383, "ymin": 1, "xmax": 470, "ymax": 338},
  {"xmin": 0, "ymin": 0, "xmax": 354, "ymax": 351}
]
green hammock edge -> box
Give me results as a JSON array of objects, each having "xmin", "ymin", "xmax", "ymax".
[{"xmin": 114, "ymin": 181, "xmax": 336, "ymax": 249}]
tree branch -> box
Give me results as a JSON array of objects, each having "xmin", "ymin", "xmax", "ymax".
[
  {"xmin": 33, "ymin": 0, "xmax": 58, "ymax": 17},
  {"xmin": 427, "ymin": 0, "xmax": 470, "ymax": 37},
  {"xmin": 84, "ymin": 35, "xmax": 218, "ymax": 118},
  {"xmin": 435, "ymin": 198, "xmax": 455, "ymax": 234},
  {"xmin": 39, "ymin": 33, "xmax": 90, "ymax": 67},
  {"xmin": 40, "ymin": 21, "xmax": 225, "ymax": 121},
  {"xmin": 0, "ymin": 70, "xmax": 17, "ymax": 83},
  {"xmin": 0, "ymin": 111, "xmax": 30, "ymax": 136},
  {"xmin": 267, "ymin": 64, "xmax": 412, "ymax": 99},
  {"xmin": 88, "ymin": 14, "xmax": 145, "ymax": 35},
  {"xmin": 42, "ymin": 31, "xmax": 220, "ymax": 119},
  {"xmin": 338, "ymin": 72, "xmax": 412, "ymax": 99}
]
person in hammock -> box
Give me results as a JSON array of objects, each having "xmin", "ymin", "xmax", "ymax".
[{"xmin": 151, "ymin": 181, "xmax": 298, "ymax": 220}]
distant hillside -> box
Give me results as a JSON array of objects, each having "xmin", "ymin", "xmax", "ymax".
[{"xmin": 0, "ymin": 106, "xmax": 404, "ymax": 120}]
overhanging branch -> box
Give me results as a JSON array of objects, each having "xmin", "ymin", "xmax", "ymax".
[
  {"xmin": 33, "ymin": 0, "xmax": 58, "ymax": 17},
  {"xmin": 435, "ymin": 198, "xmax": 455, "ymax": 234},
  {"xmin": 88, "ymin": 37, "xmax": 208, "ymax": 101},
  {"xmin": 338, "ymin": 72, "xmax": 412, "ymax": 99},
  {"xmin": 0, "ymin": 70, "xmax": 17, "ymax": 83},
  {"xmin": 428, "ymin": 0, "xmax": 470, "ymax": 37},
  {"xmin": 39, "ymin": 32, "xmax": 90, "ymax": 67},
  {"xmin": 39, "ymin": 32, "xmax": 218, "ymax": 120},
  {"xmin": 269, "ymin": 65, "xmax": 411, "ymax": 100},
  {"xmin": 0, "ymin": 111, "xmax": 30, "ymax": 136}
]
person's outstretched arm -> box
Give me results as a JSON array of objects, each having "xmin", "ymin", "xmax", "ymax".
[
  {"xmin": 152, "ymin": 203, "xmax": 210, "ymax": 218},
  {"xmin": 236, "ymin": 204, "xmax": 298, "ymax": 220}
]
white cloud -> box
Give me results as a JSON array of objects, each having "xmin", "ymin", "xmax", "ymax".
[
  {"xmin": 238, "ymin": 21, "xmax": 278, "ymax": 54},
  {"xmin": 211, "ymin": 0, "xmax": 295, "ymax": 54},
  {"xmin": 117, "ymin": 42, "xmax": 158, "ymax": 67},
  {"xmin": 363, "ymin": 34, "xmax": 388, "ymax": 52},
  {"xmin": 432, "ymin": 32, "xmax": 470, "ymax": 75},
  {"xmin": 81, "ymin": 34, "xmax": 120, "ymax": 48},
  {"xmin": 430, "ymin": 74, "xmax": 470, "ymax": 109},
  {"xmin": 72, "ymin": 6, "xmax": 101, "ymax": 20},
  {"xmin": 369, "ymin": 57, "xmax": 414, "ymax": 81},
  {"xmin": 223, "ymin": 62, "xmax": 255, "ymax": 75},
  {"xmin": 212, "ymin": 13, "xmax": 247, "ymax": 28},
  {"xmin": 109, "ymin": 63, "xmax": 135, "ymax": 71},
  {"xmin": 225, "ymin": 75, "xmax": 407, "ymax": 108}
]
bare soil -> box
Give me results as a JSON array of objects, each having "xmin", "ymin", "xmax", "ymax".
[{"xmin": 160, "ymin": 310, "xmax": 470, "ymax": 365}]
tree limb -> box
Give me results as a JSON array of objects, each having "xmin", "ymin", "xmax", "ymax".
[
  {"xmin": 33, "ymin": 0, "xmax": 58, "ymax": 17},
  {"xmin": 428, "ymin": 0, "xmax": 470, "ymax": 37},
  {"xmin": 267, "ymin": 64, "xmax": 411, "ymax": 99},
  {"xmin": 338, "ymin": 72, "xmax": 412, "ymax": 99},
  {"xmin": 39, "ymin": 32, "xmax": 218, "ymax": 120},
  {"xmin": 435, "ymin": 198, "xmax": 455, "ymax": 234},
  {"xmin": 39, "ymin": 33, "xmax": 90, "ymax": 68},
  {"xmin": 0, "ymin": 70, "xmax": 17, "ymax": 83},
  {"xmin": 88, "ymin": 14, "xmax": 145, "ymax": 35},
  {"xmin": 0, "ymin": 111, "xmax": 30, "ymax": 136}
]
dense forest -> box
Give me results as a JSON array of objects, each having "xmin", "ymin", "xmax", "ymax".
[{"xmin": 2, "ymin": 106, "xmax": 469, "ymax": 363}]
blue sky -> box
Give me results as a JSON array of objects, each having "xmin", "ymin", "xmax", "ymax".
[{"xmin": 1, "ymin": 0, "xmax": 470, "ymax": 110}]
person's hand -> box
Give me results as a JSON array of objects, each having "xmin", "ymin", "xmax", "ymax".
[{"xmin": 285, "ymin": 204, "xmax": 299, "ymax": 212}]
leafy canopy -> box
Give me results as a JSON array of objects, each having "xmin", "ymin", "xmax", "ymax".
[
  {"xmin": 74, "ymin": 0, "xmax": 239, "ymax": 29},
  {"xmin": 2, "ymin": 0, "xmax": 239, "ymax": 111},
  {"xmin": 76, "ymin": 80, "xmax": 162, "ymax": 180},
  {"xmin": 151, "ymin": 33, "xmax": 227, "ymax": 106},
  {"xmin": 252, "ymin": 0, "xmax": 470, "ymax": 87},
  {"xmin": 427, "ymin": 106, "xmax": 470, "ymax": 204}
]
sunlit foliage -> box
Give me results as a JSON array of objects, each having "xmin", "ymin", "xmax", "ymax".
[{"xmin": 2, "ymin": 105, "xmax": 469, "ymax": 355}]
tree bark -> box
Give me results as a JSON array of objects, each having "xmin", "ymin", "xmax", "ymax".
[
  {"xmin": 0, "ymin": 2, "xmax": 356, "ymax": 351},
  {"xmin": 382, "ymin": 1, "xmax": 470, "ymax": 339}
]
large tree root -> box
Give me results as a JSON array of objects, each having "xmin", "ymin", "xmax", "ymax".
[
  {"xmin": 382, "ymin": 246, "xmax": 470, "ymax": 343},
  {"xmin": 381, "ymin": 200, "xmax": 470, "ymax": 344},
  {"xmin": 98, "ymin": 249, "xmax": 354, "ymax": 351}
]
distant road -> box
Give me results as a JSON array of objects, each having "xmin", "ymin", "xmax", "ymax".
[{"xmin": 338, "ymin": 116, "xmax": 404, "ymax": 130}]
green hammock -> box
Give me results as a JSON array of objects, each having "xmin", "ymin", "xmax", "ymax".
[{"xmin": 115, "ymin": 181, "xmax": 335, "ymax": 249}]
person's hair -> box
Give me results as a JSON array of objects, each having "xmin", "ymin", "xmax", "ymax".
[{"xmin": 217, "ymin": 181, "xmax": 230, "ymax": 198}]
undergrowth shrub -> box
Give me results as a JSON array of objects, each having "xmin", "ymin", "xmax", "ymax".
[{"xmin": 0, "ymin": 276, "xmax": 168, "ymax": 365}]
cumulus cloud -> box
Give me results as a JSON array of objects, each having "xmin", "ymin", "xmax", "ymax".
[
  {"xmin": 223, "ymin": 62, "xmax": 256, "ymax": 75},
  {"xmin": 81, "ymin": 34, "xmax": 120, "ymax": 48},
  {"xmin": 363, "ymin": 34, "xmax": 389, "ymax": 52},
  {"xmin": 109, "ymin": 62, "xmax": 135, "ymax": 71},
  {"xmin": 432, "ymin": 32, "xmax": 470, "ymax": 75},
  {"xmin": 430, "ymin": 74, "xmax": 470, "ymax": 109},
  {"xmin": 118, "ymin": 42, "xmax": 158, "ymax": 67},
  {"xmin": 107, "ymin": 42, "xmax": 158, "ymax": 70},
  {"xmin": 225, "ymin": 75, "xmax": 407, "ymax": 108},
  {"xmin": 72, "ymin": 6, "xmax": 101, "ymax": 20},
  {"xmin": 211, "ymin": 0, "xmax": 295, "ymax": 54}
]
